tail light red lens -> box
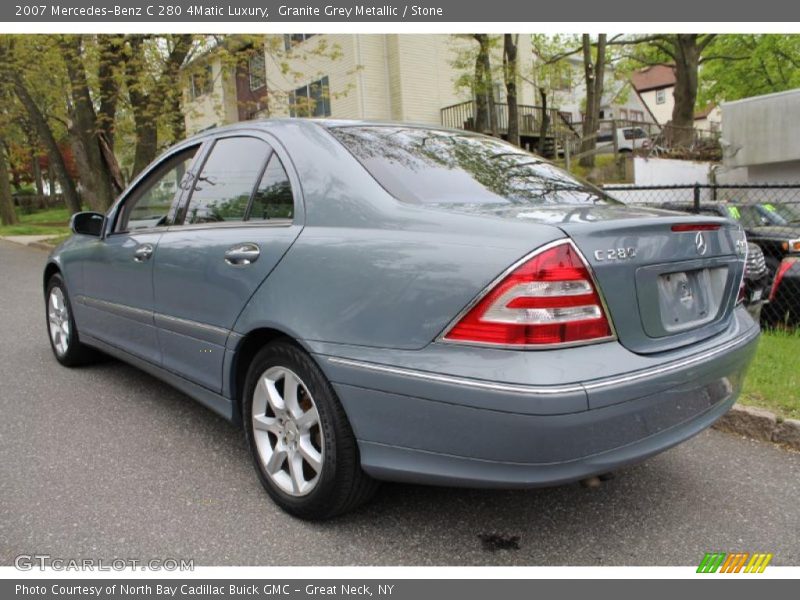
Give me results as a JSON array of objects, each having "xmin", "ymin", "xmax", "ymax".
[
  {"xmin": 671, "ymin": 224, "xmax": 722, "ymax": 232},
  {"xmin": 769, "ymin": 258, "xmax": 798, "ymax": 302},
  {"xmin": 443, "ymin": 241, "xmax": 614, "ymax": 347}
]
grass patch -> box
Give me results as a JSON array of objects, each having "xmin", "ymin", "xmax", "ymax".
[
  {"xmin": 0, "ymin": 206, "xmax": 72, "ymax": 238},
  {"xmin": 741, "ymin": 328, "xmax": 800, "ymax": 420}
]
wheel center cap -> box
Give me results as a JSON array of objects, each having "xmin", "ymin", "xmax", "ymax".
[{"xmin": 285, "ymin": 421, "xmax": 299, "ymax": 442}]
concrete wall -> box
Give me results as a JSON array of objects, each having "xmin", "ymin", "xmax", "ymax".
[
  {"xmin": 632, "ymin": 156, "xmax": 713, "ymax": 186},
  {"xmin": 722, "ymin": 89, "xmax": 800, "ymax": 170}
]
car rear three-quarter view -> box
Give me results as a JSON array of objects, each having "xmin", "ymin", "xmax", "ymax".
[{"xmin": 43, "ymin": 120, "xmax": 760, "ymax": 519}]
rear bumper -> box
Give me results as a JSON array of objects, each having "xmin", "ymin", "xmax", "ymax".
[{"xmin": 314, "ymin": 309, "xmax": 760, "ymax": 487}]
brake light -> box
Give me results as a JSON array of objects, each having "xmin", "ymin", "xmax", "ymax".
[
  {"xmin": 671, "ymin": 224, "xmax": 721, "ymax": 232},
  {"xmin": 769, "ymin": 258, "xmax": 798, "ymax": 302},
  {"xmin": 442, "ymin": 241, "xmax": 614, "ymax": 347}
]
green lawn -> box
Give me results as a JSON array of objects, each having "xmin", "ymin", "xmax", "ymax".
[
  {"xmin": 741, "ymin": 328, "xmax": 800, "ymax": 420},
  {"xmin": 0, "ymin": 207, "xmax": 72, "ymax": 237}
]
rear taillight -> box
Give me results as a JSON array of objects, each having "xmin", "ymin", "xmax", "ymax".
[
  {"xmin": 769, "ymin": 258, "xmax": 798, "ymax": 302},
  {"xmin": 442, "ymin": 241, "xmax": 614, "ymax": 347}
]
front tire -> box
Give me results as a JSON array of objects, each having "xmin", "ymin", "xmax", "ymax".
[
  {"xmin": 243, "ymin": 341, "xmax": 378, "ymax": 519},
  {"xmin": 45, "ymin": 274, "xmax": 98, "ymax": 367}
]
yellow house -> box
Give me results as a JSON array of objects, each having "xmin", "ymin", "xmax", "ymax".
[{"xmin": 183, "ymin": 34, "xmax": 536, "ymax": 134}]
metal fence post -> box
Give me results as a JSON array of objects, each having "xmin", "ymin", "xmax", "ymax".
[{"xmin": 693, "ymin": 184, "xmax": 701, "ymax": 213}]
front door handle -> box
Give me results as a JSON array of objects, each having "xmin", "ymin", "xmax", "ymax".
[
  {"xmin": 224, "ymin": 243, "xmax": 260, "ymax": 266},
  {"xmin": 133, "ymin": 243, "xmax": 154, "ymax": 262}
]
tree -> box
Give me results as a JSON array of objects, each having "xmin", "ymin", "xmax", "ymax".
[
  {"xmin": 473, "ymin": 34, "xmax": 498, "ymax": 136},
  {"xmin": 579, "ymin": 34, "xmax": 607, "ymax": 168},
  {"xmin": 0, "ymin": 141, "xmax": 17, "ymax": 225},
  {"xmin": 610, "ymin": 34, "xmax": 721, "ymax": 145},
  {"xmin": 503, "ymin": 34, "xmax": 520, "ymax": 146},
  {"xmin": 698, "ymin": 34, "xmax": 800, "ymax": 104},
  {"xmin": 0, "ymin": 36, "xmax": 82, "ymax": 214},
  {"xmin": 124, "ymin": 34, "xmax": 194, "ymax": 177}
]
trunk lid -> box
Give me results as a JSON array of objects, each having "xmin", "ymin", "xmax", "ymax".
[{"xmin": 552, "ymin": 205, "xmax": 747, "ymax": 354}]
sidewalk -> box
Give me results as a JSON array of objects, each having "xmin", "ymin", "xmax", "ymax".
[{"xmin": 0, "ymin": 234, "xmax": 55, "ymax": 252}]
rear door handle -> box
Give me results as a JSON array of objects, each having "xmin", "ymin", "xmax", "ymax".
[
  {"xmin": 133, "ymin": 243, "xmax": 154, "ymax": 262},
  {"xmin": 224, "ymin": 243, "xmax": 260, "ymax": 266}
]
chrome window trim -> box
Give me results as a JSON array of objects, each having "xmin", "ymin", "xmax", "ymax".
[
  {"xmin": 435, "ymin": 238, "xmax": 618, "ymax": 350},
  {"xmin": 327, "ymin": 326, "xmax": 758, "ymax": 396}
]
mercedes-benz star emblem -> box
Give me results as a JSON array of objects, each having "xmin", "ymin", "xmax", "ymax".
[{"xmin": 695, "ymin": 231, "xmax": 708, "ymax": 255}]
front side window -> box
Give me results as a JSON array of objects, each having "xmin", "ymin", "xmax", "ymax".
[
  {"xmin": 117, "ymin": 147, "xmax": 198, "ymax": 232},
  {"xmin": 183, "ymin": 137, "xmax": 271, "ymax": 224},
  {"xmin": 290, "ymin": 77, "xmax": 331, "ymax": 118},
  {"xmin": 330, "ymin": 126, "xmax": 617, "ymax": 207},
  {"xmin": 249, "ymin": 155, "xmax": 294, "ymax": 221},
  {"xmin": 655, "ymin": 89, "xmax": 666, "ymax": 104}
]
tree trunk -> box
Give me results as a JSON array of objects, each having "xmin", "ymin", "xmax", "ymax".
[
  {"xmin": 61, "ymin": 35, "xmax": 120, "ymax": 211},
  {"xmin": 537, "ymin": 89, "xmax": 551, "ymax": 156},
  {"xmin": 0, "ymin": 142, "xmax": 18, "ymax": 225},
  {"xmin": 11, "ymin": 76, "xmax": 81, "ymax": 214},
  {"xmin": 670, "ymin": 34, "xmax": 700, "ymax": 148},
  {"xmin": 579, "ymin": 34, "xmax": 607, "ymax": 168},
  {"xmin": 503, "ymin": 34, "xmax": 519, "ymax": 147},
  {"xmin": 472, "ymin": 34, "xmax": 498, "ymax": 136}
]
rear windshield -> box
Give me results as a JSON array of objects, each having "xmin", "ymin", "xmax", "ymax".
[{"xmin": 330, "ymin": 126, "xmax": 618, "ymax": 207}]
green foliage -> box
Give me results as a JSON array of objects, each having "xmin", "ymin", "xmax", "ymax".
[{"xmin": 698, "ymin": 35, "xmax": 800, "ymax": 105}]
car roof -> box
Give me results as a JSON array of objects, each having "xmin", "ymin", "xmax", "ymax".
[{"xmin": 181, "ymin": 118, "xmax": 480, "ymax": 145}]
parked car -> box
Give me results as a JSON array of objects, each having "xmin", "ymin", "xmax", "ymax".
[
  {"xmin": 44, "ymin": 121, "xmax": 759, "ymax": 519},
  {"xmin": 763, "ymin": 257, "xmax": 800, "ymax": 326},
  {"xmin": 742, "ymin": 242, "xmax": 770, "ymax": 321},
  {"xmin": 597, "ymin": 126, "xmax": 652, "ymax": 153}
]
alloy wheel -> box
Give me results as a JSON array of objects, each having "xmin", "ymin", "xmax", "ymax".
[
  {"xmin": 47, "ymin": 287, "xmax": 70, "ymax": 356},
  {"xmin": 251, "ymin": 366, "xmax": 324, "ymax": 496}
]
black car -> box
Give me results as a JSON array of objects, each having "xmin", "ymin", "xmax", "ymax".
[{"xmin": 764, "ymin": 257, "xmax": 800, "ymax": 326}]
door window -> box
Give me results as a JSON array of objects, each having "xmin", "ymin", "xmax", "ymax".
[
  {"xmin": 184, "ymin": 137, "xmax": 271, "ymax": 224},
  {"xmin": 248, "ymin": 155, "xmax": 295, "ymax": 221},
  {"xmin": 117, "ymin": 147, "xmax": 198, "ymax": 232}
]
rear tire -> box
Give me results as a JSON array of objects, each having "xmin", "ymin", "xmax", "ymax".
[
  {"xmin": 45, "ymin": 274, "xmax": 99, "ymax": 367},
  {"xmin": 243, "ymin": 340, "xmax": 378, "ymax": 519}
]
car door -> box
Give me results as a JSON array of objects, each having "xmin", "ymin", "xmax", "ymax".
[
  {"xmin": 77, "ymin": 144, "xmax": 203, "ymax": 364},
  {"xmin": 151, "ymin": 133, "xmax": 303, "ymax": 393}
]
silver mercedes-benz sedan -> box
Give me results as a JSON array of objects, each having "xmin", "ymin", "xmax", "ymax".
[{"xmin": 44, "ymin": 120, "xmax": 759, "ymax": 519}]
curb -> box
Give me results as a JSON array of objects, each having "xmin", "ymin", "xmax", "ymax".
[
  {"xmin": 28, "ymin": 242, "xmax": 55, "ymax": 252},
  {"xmin": 713, "ymin": 404, "xmax": 800, "ymax": 451}
]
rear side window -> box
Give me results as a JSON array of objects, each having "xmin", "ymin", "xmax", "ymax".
[
  {"xmin": 249, "ymin": 155, "xmax": 294, "ymax": 220},
  {"xmin": 330, "ymin": 126, "xmax": 617, "ymax": 206},
  {"xmin": 184, "ymin": 137, "xmax": 271, "ymax": 224}
]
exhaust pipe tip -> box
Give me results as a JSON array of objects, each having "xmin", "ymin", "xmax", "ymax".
[{"xmin": 580, "ymin": 476, "xmax": 602, "ymax": 489}]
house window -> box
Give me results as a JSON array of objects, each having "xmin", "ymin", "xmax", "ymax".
[
  {"xmin": 284, "ymin": 34, "xmax": 316, "ymax": 51},
  {"xmin": 619, "ymin": 109, "xmax": 628, "ymax": 120},
  {"xmin": 630, "ymin": 110, "xmax": 644, "ymax": 122},
  {"xmin": 656, "ymin": 89, "xmax": 666, "ymax": 104},
  {"xmin": 248, "ymin": 53, "xmax": 266, "ymax": 91},
  {"xmin": 290, "ymin": 77, "xmax": 331, "ymax": 118},
  {"xmin": 189, "ymin": 64, "xmax": 214, "ymax": 101}
]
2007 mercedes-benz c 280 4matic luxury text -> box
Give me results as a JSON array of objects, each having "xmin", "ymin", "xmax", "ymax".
[{"xmin": 44, "ymin": 120, "xmax": 759, "ymax": 518}]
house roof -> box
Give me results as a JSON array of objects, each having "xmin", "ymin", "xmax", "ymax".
[
  {"xmin": 631, "ymin": 65, "xmax": 676, "ymax": 92},
  {"xmin": 694, "ymin": 104, "xmax": 716, "ymax": 120}
]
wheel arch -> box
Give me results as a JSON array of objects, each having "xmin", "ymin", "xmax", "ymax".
[
  {"xmin": 43, "ymin": 261, "xmax": 62, "ymax": 295},
  {"xmin": 229, "ymin": 326, "xmax": 310, "ymax": 425}
]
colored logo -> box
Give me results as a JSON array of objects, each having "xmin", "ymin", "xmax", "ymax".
[{"xmin": 697, "ymin": 552, "xmax": 773, "ymax": 573}]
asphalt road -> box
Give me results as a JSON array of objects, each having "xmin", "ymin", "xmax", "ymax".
[{"xmin": 1, "ymin": 239, "xmax": 798, "ymax": 567}]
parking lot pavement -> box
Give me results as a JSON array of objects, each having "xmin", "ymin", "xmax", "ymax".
[{"xmin": 1, "ymin": 239, "xmax": 798, "ymax": 566}]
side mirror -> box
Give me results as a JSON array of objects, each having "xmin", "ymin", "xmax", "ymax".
[{"xmin": 70, "ymin": 212, "xmax": 105, "ymax": 237}]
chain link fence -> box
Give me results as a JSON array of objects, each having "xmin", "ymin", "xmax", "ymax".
[{"xmin": 603, "ymin": 184, "xmax": 800, "ymax": 329}]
